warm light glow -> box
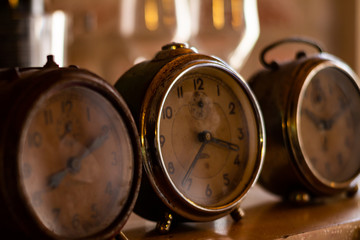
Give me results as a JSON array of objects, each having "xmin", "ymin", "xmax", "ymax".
[
  {"xmin": 119, "ymin": 0, "xmax": 136, "ymax": 37},
  {"xmin": 231, "ymin": 0, "xmax": 243, "ymax": 28},
  {"xmin": 172, "ymin": 0, "xmax": 191, "ymax": 43},
  {"xmin": 145, "ymin": 0, "xmax": 159, "ymax": 31},
  {"xmin": 229, "ymin": 0, "xmax": 260, "ymax": 70},
  {"xmin": 8, "ymin": 0, "xmax": 19, "ymax": 8},
  {"xmin": 51, "ymin": 11, "xmax": 66, "ymax": 66},
  {"xmin": 162, "ymin": 0, "xmax": 175, "ymax": 26},
  {"xmin": 213, "ymin": 0, "xmax": 225, "ymax": 30}
]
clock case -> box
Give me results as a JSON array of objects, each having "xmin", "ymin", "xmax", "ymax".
[
  {"xmin": 0, "ymin": 56, "xmax": 142, "ymax": 239},
  {"xmin": 115, "ymin": 43, "xmax": 265, "ymax": 232},
  {"xmin": 249, "ymin": 38, "xmax": 360, "ymax": 203}
]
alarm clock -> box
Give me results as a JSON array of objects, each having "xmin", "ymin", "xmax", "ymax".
[
  {"xmin": 0, "ymin": 56, "xmax": 141, "ymax": 239},
  {"xmin": 249, "ymin": 38, "xmax": 360, "ymax": 203},
  {"xmin": 115, "ymin": 43, "xmax": 265, "ymax": 233}
]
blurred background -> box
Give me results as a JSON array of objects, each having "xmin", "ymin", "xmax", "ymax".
[{"xmin": 1, "ymin": 0, "xmax": 358, "ymax": 84}]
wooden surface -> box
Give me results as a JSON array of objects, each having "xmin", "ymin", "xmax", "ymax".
[{"xmin": 122, "ymin": 184, "xmax": 360, "ymax": 240}]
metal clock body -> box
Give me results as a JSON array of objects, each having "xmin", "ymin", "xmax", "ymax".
[
  {"xmin": 0, "ymin": 56, "xmax": 141, "ymax": 239},
  {"xmin": 249, "ymin": 39, "xmax": 360, "ymax": 202},
  {"xmin": 115, "ymin": 43, "xmax": 265, "ymax": 232}
]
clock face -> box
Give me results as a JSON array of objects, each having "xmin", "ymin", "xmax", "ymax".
[
  {"xmin": 298, "ymin": 67, "xmax": 360, "ymax": 184},
  {"xmin": 157, "ymin": 65, "xmax": 261, "ymax": 208},
  {"xmin": 19, "ymin": 86, "xmax": 134, "ymax": 238}
]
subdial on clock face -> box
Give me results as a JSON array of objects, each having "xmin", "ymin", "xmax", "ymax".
[
  {"xmin": 158, "ymin": 66, "xmax": 259, "ymax": 208},
  {"xmin": 299, "ymin": 67, "xmax": 360, "ymax": 183}
]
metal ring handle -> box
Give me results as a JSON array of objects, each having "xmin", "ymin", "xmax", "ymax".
[{"xmin": 260, "ymin": 37, "xmax": 324, "ymax": 70}]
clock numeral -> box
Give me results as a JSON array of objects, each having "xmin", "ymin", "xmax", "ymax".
[
  {"xmin": 162, "ymin": 106, "xmax": 173, "ymax": 119},
  {"xmin": 193, "ymin": 78, "xmax": 204, "ymax": 91},
  {"xmin": 238, "ymin": 128, "xmax": 245, "ymax": 140},
  {"xmin": 337, "ymin": 153, "xmax": 344, "ymax": 166},
  {"xmin": 43, "ymin": 110, "xmax": 53, "ymax": 125},
  {"xmin": 72, "ymin": 214, "xmax": 80, "ymax": 229},
  {"xmin": 234, "ymin": 154, "xmax": 240, "ymax": 165},
  {"xmin": 205, "ymin": 184, "xmax": 213, "ymax": 197},
  {"xmin": 177, "ymin": 86, "xmax": 183, "ymax": 98},
  {"xmin": 22, "ymin": 162, "xmax": 32, "ymax": 179},
  {"xmin": 345, "ymin": 136, "xmax": 352, "ymax": 148},
  {"xmin": 28, "ymin": 132, "xmax": 42, "ymax": 148},
  {"xmin": 52, "ymin": 208, "xmax": 61, "ymax": 221},
  {"xmin": 229, "ymin": 102, "xmax": 236, "ymax": 114},
  {"xmin": 111, "ymin": 152, "xmax": 118, "ymax": 165},
  {"xmin": 217, "ymin": 85, "xmax": 220, "ymax": 96},
  {"xmin": 87, "ymin": 107, "xmax": 91, "ymax": 121},
  {"xmin": 168, "ymin": 162, "xmax": 175, "ymax": 174},
  {"xmin": 32, "ymin": 191, "xmax": 43, "ymax": 207},
  {"xmin": 160, "ymin": 135, "xmax": 165, "ymax": 147},
  {"xmin": 223, "ymin": 173, "xmax": 230, "ymax": 186},
  {"xmin": 184, "ymin": 178, "xmax": 192, "ymax": 191},
  {"xmin": 105, "ymin": 182, "xmax": 113, "ymax": 195},
  {"xmin": 61, "ymin": 100, "xmax": 73, "ymax": 113},
  {"xmin": 91, "ymin": 204, "xmax": 99, "ymax": 220},
  {"xmin": 325, "ymin": 162, "xmax": 331, "ymax": 174}
]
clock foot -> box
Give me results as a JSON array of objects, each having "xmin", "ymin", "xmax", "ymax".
[
  {"xmin": 113, "ymin": 231, "xmax": 128, "ymax": 240},
  {"xmin": 288, "ymin": 191, "xmax": 311, "ymax": 204},
  {"xmin": 230, "ymin": 207, "xmax": 245, "ymax": 222},
  {"xmin": 156, "ymin": 212, "xmax": 173, "ymax": 234},
  {"xmin": 346, "ymin": 184, "xmax": 358, "ymax": 198}
]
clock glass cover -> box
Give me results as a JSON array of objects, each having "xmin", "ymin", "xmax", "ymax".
[
  {"xmin": 157, "ymin": 65, "xmax": 261, "ymax": 208},
  {"xmin": 19, "ymin": 86, "xmax": 134, "ymax": 238},
  {"xmin": 298, "ymin": 67, "xmax": 360, "ymax": 185}
]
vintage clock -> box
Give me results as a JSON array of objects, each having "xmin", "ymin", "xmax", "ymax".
[
  {"xmin": 249, "ymin": 38, "xmax": 360, "ymax": 203},
  {"xmin": 115, "ymin": 43, "xmax": 265, "ymax": 232},
  {"xmin": 0, "ymin": 56, "xmax": 141, "ymax": 239}
]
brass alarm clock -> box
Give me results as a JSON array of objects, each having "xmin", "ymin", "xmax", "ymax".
[
  {"xmin": 249, "ymin": 38, "xmax": 360, "ymax": 203},
  {"xmin": 0, "ymin": 56, "xmax": 141, "ymax": 239},
  {"xmin": 115, "ymin": 43, "xmax": 265, "ymax": 232}
]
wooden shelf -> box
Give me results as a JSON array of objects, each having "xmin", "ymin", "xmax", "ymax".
[{"xmin": 122, "ymin": 184, "xmax": 360, "ymax": 240}]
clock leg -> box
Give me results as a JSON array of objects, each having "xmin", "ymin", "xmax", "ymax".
[
  {"xmin": 230, "ymin": 207, "xmax": 245, "ymax": 222},
  {"xmin": 156, "ymin": 212, "xmax": 173, "ymax": 234},
  {"xmin": 346, "ymin": 184, "xmax": 359, "ymax": 198}
]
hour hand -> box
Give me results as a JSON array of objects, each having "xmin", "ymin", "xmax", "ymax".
[
  {"xmin": 325, "ymin": 103, "xmax": 348, "ymax": 129},
  {"xmin": 210, "ymin": 137, "xmax": 239, "ymax": 151},
  {"xmin": 47, "ymin": 126, "xmax": 109, "ymax": 189},
  {"xmin": 303, "ymin": 108, "xmax": 324, "ymax": 129},
  {"xmin": 198, "ymin": 131, "xmax": 239, "ymax": 151}
]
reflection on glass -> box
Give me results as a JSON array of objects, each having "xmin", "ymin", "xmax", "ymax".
[
  {"xmin": 189, "ymin": 0, "xmax": 259, "ymax": 71},
  {"xmin": 228, "ymin": 0, "xmax": 259, "ymax": 70},
  {"xmin": 119, "ymin": 0, "xmax": 191, "ymax": 63}
]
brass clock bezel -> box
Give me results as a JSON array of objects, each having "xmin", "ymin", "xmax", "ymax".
[
  {"xmin": 139, "ymin": 59, "xmax": 265, "ymax": 222},
  {"xmin": 0, "ymin": 66, "xmax": 142, "ymax": 239},
  {"xmin": 285, "ymin": 55, "xmax": 360, "ymax": 195},
  {"xmin": 250, "ymin": 37, "xmax": 360, "ymax": 200}
]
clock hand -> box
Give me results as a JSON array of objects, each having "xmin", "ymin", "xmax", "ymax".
[
  {"xmin": 210, "ymin": 137, "xmax": 239, "ymax": 151},
  {"xmin": 59, "ymin": 121, "xmax": 73, "ymax": 140},
  {"xmin": 181, "ymin": 131, "xmax": 211, "ymax": 187},
  {"xmin": 303, "ymin": 108, "xmax": 325, "ymax": 130},
  {"xmin": 181, "ymin": 142, "xmax": 207, "ymax": 187},
  {"xmin": 47, "ymin": 169, "xmax": 69, "ymax": 189},
  {"xmin": 199, "ymin": 130, "xmax": 239, "ymax": 151},
  {"xmin": 48, "ymin": 126, "xmax": 109, "ymax": 189},
  {"xmin": 324, "ymin": 104, "xmax": 348, "ymax": 130}
]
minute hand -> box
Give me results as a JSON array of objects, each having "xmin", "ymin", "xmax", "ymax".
[
  {"xmin": 181, "ymin": 141, "xmax": 208, "ymax": 187},
  {"xmin": 48, "ymin": 128, "xmax": 109, "ymax": 189},
  {"xmin": 324, "ymin": 105, "xmax": 348, "ymax": 130}
]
